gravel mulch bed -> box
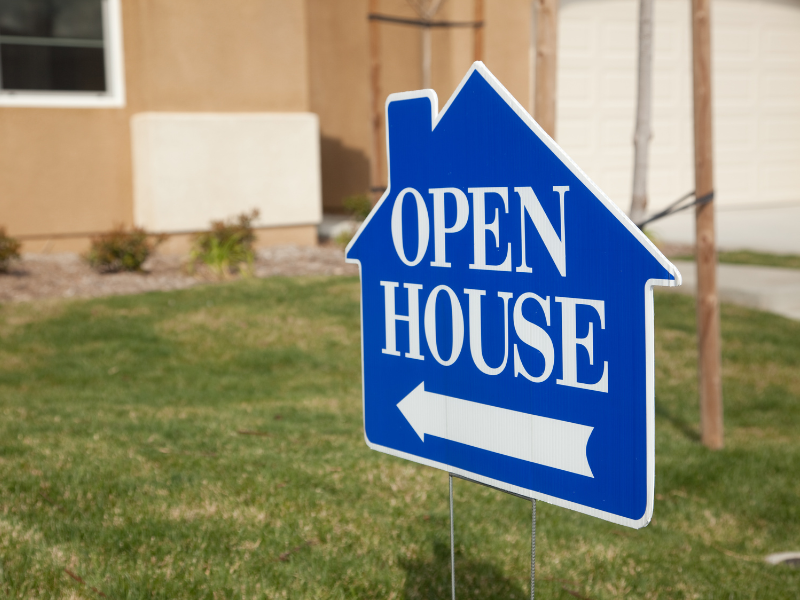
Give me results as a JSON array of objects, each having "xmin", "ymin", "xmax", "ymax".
[
  {"xmin": 0, "ymin": 241, "xmax": 691, "ymax": 304},
  {"xmin": 0, "ymin": 245, "xmax": 358, "ymax": 303}
]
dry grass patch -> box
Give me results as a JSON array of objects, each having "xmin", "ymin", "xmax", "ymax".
[{"xmin": 157, "ymin": 306, "xmax": 354, "ymax": 355}]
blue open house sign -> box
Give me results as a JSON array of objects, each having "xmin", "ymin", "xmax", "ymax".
[{"xmin": 346, "ymin": 63, "xmax": 681, "ymax": 528}]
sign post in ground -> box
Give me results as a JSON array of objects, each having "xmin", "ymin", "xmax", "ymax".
[{"xmin": 348, "ymin": 62, "xmax": 681, "ymax": 595}]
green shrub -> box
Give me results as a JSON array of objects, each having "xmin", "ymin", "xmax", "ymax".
[
  {"xmin": 86, "ymin": 227, "xmax": 163, "ymax": 273},
  {"xmin": 343, "ymin": 194, "xmax": 373, "ymax": 221},
  {"xmin": 0, "ymin": 227, "xmax": 21, "ymax": 272},
  {"xmin": 190, "ymin": 209, "xmax": 259, "ymax": 278},
  {"xmin": 334, "ymin": 194, "xmax": 373, "ymax": 247}
]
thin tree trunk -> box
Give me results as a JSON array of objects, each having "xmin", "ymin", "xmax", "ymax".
[
  {"xmin": 408, "ymin": 0, "xmax": 445, "ymax": 90},
  {"xmin": 630, "ymin": 0, "xmax": 654, "ymax": 225},
  {"xmin": 421, "ymin": 25, "xmax": 432, "ymax": 88}
]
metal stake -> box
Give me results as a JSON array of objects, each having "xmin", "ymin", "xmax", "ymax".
[
  {"xmin": 447, "ymin": 474, "xmax": 538, "ymax": 599},
  {"xmin": 449, "ymin": 474, "xmax": 456, "ymax": 600},
  {"xmin": 530, "ymin": 499, "xmax": 536, "ymax": 599}
]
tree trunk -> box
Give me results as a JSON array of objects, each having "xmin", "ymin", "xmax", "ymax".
[
  {"xmin": 630, "ymin": 0, "xmax": 654, "ymax": 225},
  {"xmin": 421, "ymin": 25, "xmax": 432, "ymax": 88},
  {"xmin": 407, "ymin": 0, "xmax": 444, "ymax": 90}
]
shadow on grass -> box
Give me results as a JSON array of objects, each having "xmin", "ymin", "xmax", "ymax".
[
  {"xmin": 655, "ymin": 397, "xmax": 700, "ymax": 442},
  {"xmin": 400, "ymin": 541, "xmax": 527, "ymax": 600}
]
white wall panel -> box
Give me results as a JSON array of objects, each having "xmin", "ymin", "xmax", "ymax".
[{"xmin": 131, "ymin": 113, "xmax": 322, "ymax": 234}]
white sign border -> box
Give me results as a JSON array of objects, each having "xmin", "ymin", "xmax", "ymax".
[{"xmin": 346, "ymin": 61, "xmax": 681, "ymax": 529}]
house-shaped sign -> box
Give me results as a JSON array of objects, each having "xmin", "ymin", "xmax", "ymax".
[{"xmin": 346, "ymin": 62, "xmax": 681, "ymax": 528}]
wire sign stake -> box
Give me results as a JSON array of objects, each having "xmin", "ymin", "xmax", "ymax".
[
  {"xmin": 449, "ymin": 474, "xmax": 538, "ymax": 599},
  {"xmin": 530, "ymin": 498, "xmax": 536, "ymax": 599}
]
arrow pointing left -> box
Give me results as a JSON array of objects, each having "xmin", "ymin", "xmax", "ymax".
[{"xmin": 397, "ymin": 382, "xmax": 594, "ymax": 477}]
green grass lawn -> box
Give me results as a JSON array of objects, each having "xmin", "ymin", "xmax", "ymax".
[
  {"xmin": 0, "ymin": 277, "xmax": 798, "ymax": 599},
  {"xmin": 673, "ymin": 250, "xmax": 800, "ymax": 270}
]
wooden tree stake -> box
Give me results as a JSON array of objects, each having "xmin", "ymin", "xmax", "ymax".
[
  {"xmin": 691, "ymin": 0, "xmax": 723, "ymax": 449},
  {"xmin": 369, "ymin": 0, "xmax": 383, "ymax": 199},
  {"xmin": 474, "ymin": 0, "xmax": 484, "ymax": 62}
]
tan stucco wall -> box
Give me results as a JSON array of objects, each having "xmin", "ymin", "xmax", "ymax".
[
  {"xmin": 307, "ymin": 0, "xmax": 373, "ymax": 212},
  {"xmin": 126, "ymin": 0, "xmax": 310, "ymax": 112},
  {"xmin": 484, "ymin": 0, "xmax": 532, "ymax": 109},
  {"xmin": 2, "ymin": 0, "xmax": 312, "ymax": 252},
  {"xmin": 156, "ymin": 225, "xmax": 318, "ymax": 256},
  {"xmin": 19, "ymin": 225, "xmax": 318, "ymax": 255},
  {"xmin": 0, "ymin": 109, "xmax": 132, "ymax": 238},
  {"xmin": 3, "ymin": 0, "xmax": 534, "ymax": 243},
  {"xmin": 308, "ymin": 0, "xmax": 533, "ymax": 208}
]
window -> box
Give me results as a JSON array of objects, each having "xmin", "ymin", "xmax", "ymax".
[{"xmin": 0, "ymin": 0, "xmax": 124, "ymax": 107}]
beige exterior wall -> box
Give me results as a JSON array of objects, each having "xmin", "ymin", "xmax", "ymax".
[
  {"xmin": 126, "ymin": 0, "xmax": 310, "ymax": 112},
  {"xmin": 307, "ymin": 0, "xmax": 373, "ymax": 213},
  {"xmin": 308, "ymin": 0, "xmax": 533, "ymax": 210},
  {"xmin": 3, "ymin": 0, "xmax": 537, "ymax": 245},
  {"xmin": 484, "ymin": 0, "xmax": 532, "ymax": 108},
  {"xmin": 0, "ymin": 109, "xmax": 132, "ymax": 240},
  {"xmin": 3, "ymin": 0, "xmax": 312, "ymax": 252}
]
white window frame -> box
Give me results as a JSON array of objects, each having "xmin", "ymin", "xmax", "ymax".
[{"xmin": 0, "ymin": 0, "xmax": 125, "ymax": 108}]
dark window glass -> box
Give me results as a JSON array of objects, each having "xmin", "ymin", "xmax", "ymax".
[{"xmin": 0, "ymin": 0, "xmax": 106, "ymax": 92}]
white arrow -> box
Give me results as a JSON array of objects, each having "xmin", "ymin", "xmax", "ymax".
[{"xmin": 397, "ymin": 382, "xmax": 594, "ymax": 477}]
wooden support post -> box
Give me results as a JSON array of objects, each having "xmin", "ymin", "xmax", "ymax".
[
  {"xmin": 369, "ymin": 0, "xmax": 383, "ymax": 200},
  {"xmin": 691, "ymin": 0, "xmax": 723, "ymax": 449},
  {"xmin": 533, "ymin": 0, "xmax": 558, "ymax": 138},
  {"xmin": 473, "ymin": 0, "xmax": 484, "ymax": 62}
]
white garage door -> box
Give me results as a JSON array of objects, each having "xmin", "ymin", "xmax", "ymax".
[{"xmin": 555, "ymin": 0, "xmax": 800, "ymax": 251}]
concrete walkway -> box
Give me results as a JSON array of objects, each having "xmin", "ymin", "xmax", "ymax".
[{"xmin": 669, "ymin": 261, "xmax": 800, "ymax": 321}]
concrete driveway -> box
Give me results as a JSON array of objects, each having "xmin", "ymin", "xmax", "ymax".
[{"xmin": 668, "ymin": 260, "xmax": 800, "ymax": 321}]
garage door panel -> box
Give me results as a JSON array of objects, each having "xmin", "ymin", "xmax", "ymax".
[
  {"xmin": 558, "ymin": 118, "xmax": 596, "ymax": 152},
  {"xmin": 559, "ymin": 70, "xmax": 596, "ymax": 107},
  {"xmin": 715, "ymin": 73, "xmax": 757, "ymax": 108},
  {"xmin": 653, "ymin": 23, "xmax": 684, "ymax": 59},
  {"xmin": 761, "ymin": 72, "xmax": 800, "ymax": 107},
  {"xmin": 760, "ymin": 116, "xmax": 800, "ymax": 149},
  {"xmin": 714, "ymin": 26, "xmax": 757, "ymax": 60},
  {"xmin": 600, "ymin": 22, "xmax": 637, "ymax": 59},
  {"xmin": 560, "ymin": 20, "xmax": 596, "ymax": 57},
  {"xmin": 557, "ymin": 0, "xmax": 799, "ymax": 248},
  {"xmin": 601, "ymin": 71, "xmax": 636, "ymax": 107},
  {"xmin": 760, "ymin": 162, "xmax": 800, "ymax": 199},
  {"xmin": 762, "ymin": 27, "xmax": 800, "ymax": 59},
  {"xmin": 715, "ymin": 114, "xmax": 756, "ymax": 149},
  {"xmin": 653, "ymin": 70, "xmax": 683, "ymax": 107},
  {"xmin": 649, "ymin": 166, "xmax": 694, "ymax": 207},
  {"xmin": 716, "ymin": 162, "xmax": 757, "ymax": 203}
]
